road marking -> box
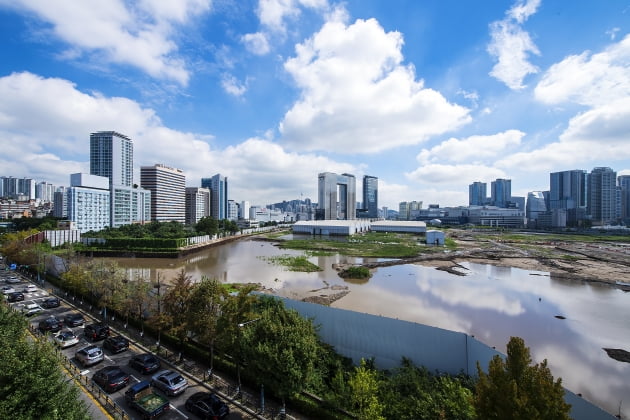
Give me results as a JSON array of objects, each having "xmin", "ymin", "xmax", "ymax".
[{"xmin": 168, "ymin": 404, "xmax": 189, "ymax": 419}]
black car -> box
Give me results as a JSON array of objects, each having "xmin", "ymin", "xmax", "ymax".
[
  {"xmin": 41, "ymin": 297, "xmax": 60, "ymax": 308},
  {"xmin": 64, "ymin": 312, "xmax": 85, "ymax": 327},
  {"xmin": 185, "ymin": 392, "xmax": 230, "ymax": 419},
  {"xmin": 128, "ymin": 353, "xmax": 161, "ymax": 374},
  {"xmin": 38, "ymin": 316, "xmax": 62, "ymax": 333},
  {"xmin": 85, "ymin": 323, "xmax": 110, "ymax": 341},
  {"xmin": 103, "ymin": 335, "xmax": 129, "ymax": 353},
  {"xmin": 7, "ymin": 292, "xmax": 25, "ymax": 302},
  {"xmin": 92, "ymin": 365, "xmax": 130, "ymax": 393}
]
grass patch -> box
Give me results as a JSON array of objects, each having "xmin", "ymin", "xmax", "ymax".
[
  {"xmin": 259, "ymin": 254, "xmax": 322, "ymax": 272},
  {"xmin": 338, "ymin": 266, "xmax": 372, "ymax": 279}
]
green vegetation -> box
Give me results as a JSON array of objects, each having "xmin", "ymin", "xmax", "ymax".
[
  {"xmin": 339, "ymin": 266, "xmax": 372, "ymax": 279},
  {"xmin": 259, "ymin": 254, "xmax": 323, "ymax": 272},
  {"xmin": 475, "ymin": 336, "xmax": 571, "ymax": 420},
  {"xmin": 0, "ymin": 304, "xmax": 90, "ymax": 419},
  {"xmin": 278, "ymin": 232, "xmax": 428, "ymax": 258}
]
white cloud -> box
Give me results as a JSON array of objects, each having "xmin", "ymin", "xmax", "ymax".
[
  {"xmin": 0, "ymin": 72, "xmax": 355, "ymax": 205},
  {"xmin": 241, "ymin": 32, "xmax": 271, "ymax": 55},
  {"xmin": 221, "ymin": 74, "xmax": 248, "ymax": 97},
  {"xmin": 417, "ymin": 130, "xmax": 525, "ymax": 165},
  {"xmin": 257, "ymin": 0, "xmax": 328, "ymax": 33},
  {"xmin": 535, "ymin": 34, "xmax": 630, "ymax": 107},
  {"xmin": 606, "ymin": 27, "xmax": 620, "ymax": 41},
  {"xmin": 487, "ymin": 0, "xmax": 541, "ymax": 90},
  {"xmin": 0, "ymin": 0, "xmax": 211, "ymax": 85},
  {"xmin": 280, "ymin": 17, "xmax": 471, "ymax": 154}
]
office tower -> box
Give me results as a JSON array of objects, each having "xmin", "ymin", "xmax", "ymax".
[
  {"xmin": 67, "ymin": 173, "xmax": 110, "ymax": 233},
  {"xmin": 588, "ymin": 167, "xmax": 617, "ymax": 226},
  {"xmin": 469, "ymin": 181, "xmax": 487, "ymax": 206},
  {"xmin": 317, "ymin": 172, "xmax": 356, "ymax": 220},
  {"xmin": 227, "ymin": 200, "xmax": 238, "ymax": 221},
  {"xmin": 90, "ymin": 131, "xmax": 133, "ymax": 187},
  {"xmin": 202, "ymin": 174, "xmax": 228, "ymax": 220},
  {"xmin": 240, "ymin": 201, "xmax": 250, "ymax": 220},
  {"xmin": 362, "ymin": 175, "xmax": 378, "ymax": 218},
  {"xmin": 549, "ymin": 169, "xmax": 588, "ymax": 226},
  {"xmin": 185, "ymin": 187, "xmax": 210, "ymax": 225},
  {"xmin": 491, "ymin": 178, "xmax": 511, "ymax": 208},
  {"xmin": 53, "ymin": 188, "xmax": 67, "ymax": 219},
  {"xmin": 140, "ymin": 164, "xmax": 185, "ymax": 223},
  {"xmin": 619, "ymin": 175, "xmax": 630, "ymax": 222},
  {"xmin": 526, "ymin": 191, "xmax": 548, "ymax": 227}
]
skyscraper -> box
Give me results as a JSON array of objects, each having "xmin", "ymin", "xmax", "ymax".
[
  {"xmin": 588, "ymin": 167, "xmax": 616, "ymax": 226},
  {"xmin": 140, "ymin": 164, "xmax": 185, "ymax": 223},
  {"xmin": 90, "ymin": 131, "xmax": 133, "ymax": 187},
  {"xmin": 526, "ymin": 191, "xmax": 548, "ymax": 227},
  {"xmin": 491, "ymin": 178, "xmax": 511, "ymax": 208},
  {"xmin": 317, "ymin": 172, "xmax": 356, "ymax": 220},
  {"xmin": 362, "ymin": 175, "xmax": 378, "ymax": 218},
  {"xmin": 549, "ymin": 169, "xmax": 588, "ymax": 226},
  {"xmin": 201, "ymin": 174, "xmax": 228, "ymax": 220},
  {"xmin": 185, "ymin": 187, "xmax": 211, "ymax": 225},
  {"xmin": 619, "ymin": 175, "xmax": 630, "ymax": 223},
  {"xmin": 469, "ymin": 181, "xmax": 487, "ymax": 206}
]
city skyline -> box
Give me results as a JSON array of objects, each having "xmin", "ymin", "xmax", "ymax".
[{"xmin": 0, "ymin": 1, "xmax": 628, "ymax": 209}]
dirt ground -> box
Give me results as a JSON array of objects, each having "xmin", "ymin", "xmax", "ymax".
[{"xmin": 291, "ymin": 230, "xmax": 630, "ymax": 305}]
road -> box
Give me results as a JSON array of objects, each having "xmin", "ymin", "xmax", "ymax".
[{"xmin": 2, "ymin": 270, "xmax": 265, "ymax": 420}]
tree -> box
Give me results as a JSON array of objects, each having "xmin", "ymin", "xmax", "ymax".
[
  {"xmin": 195, "ymin": 216, "xmax": 218, "ymax": 236},
  {"xmin": 475, "ymin": 336, "xmax": 571, "ymax": 420},
  {"xmin": 0, "ymin": 304, "xmax": 90, "ymax": 419},
  {"xmin": 348, "ymin": 359, "xmax": 385, "ymax": 420},
  {"xmin": 162, "ymin": 269, "xmax": 194, "ymax": 359}
]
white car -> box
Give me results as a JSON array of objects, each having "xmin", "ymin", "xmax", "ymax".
[
  {"xmin": 22, "ymin": 284, "xmax": 37, "ymax": 293},
  {"xmin": 2, "ymin": 285, "xmax": 15, "ymax": 294},
  {"xmin": 6, "ymin": 276, "xmax": 21, "ymax": 284},
  {"xmin": 21, "ymin": 303, "xmax": 43, "ymax": 317},
  {"xmin": 54, "ymin": 329, "xmax": 80, "ymax": 348}
]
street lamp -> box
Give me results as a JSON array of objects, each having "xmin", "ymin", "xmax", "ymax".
[{"xmin": 236, "ymin": 317, "xmax": 263, "ymax": 411}]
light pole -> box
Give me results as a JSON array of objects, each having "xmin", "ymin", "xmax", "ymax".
[{"xmin": 237, "ymin": 318, "xmax": 262, "ymax": 410}]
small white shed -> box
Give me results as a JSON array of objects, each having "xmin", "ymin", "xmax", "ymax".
[{"xmin": 426, "ymin": 230, "xmax": 445, "ymax": 245}]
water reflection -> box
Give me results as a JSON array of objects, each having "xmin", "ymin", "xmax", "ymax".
[{"xmin": 105, "ymin": 239, "xmax": 629, "ymax": 418}]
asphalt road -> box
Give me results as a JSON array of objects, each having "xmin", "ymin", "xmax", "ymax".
[{"xmin": 2, "ymin": 271, "xmax": 260, "ymax": 420}]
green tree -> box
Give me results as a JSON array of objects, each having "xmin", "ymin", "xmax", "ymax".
[
  {"xmin": 0, "ymin": 304, "xmax": 90, "ymax": 419},
  {"xmin": 348, "ymin": 359, "xmax": 385, "ymax": 420},
  {"xmin": 162, "ymin": 269, "xmax": 194, "ymax": 359},
  {"xmin": 475, "ymin": 336, "xmax": 571, "ymax": 420},
  {"xmin": 195, "ymin": 216, "xmax": 218, "ymax": 236}
]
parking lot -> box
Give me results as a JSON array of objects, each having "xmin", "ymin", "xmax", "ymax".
[{"xmin": 2, "ymin": 270, "xmax": 264, "ymax": 420}]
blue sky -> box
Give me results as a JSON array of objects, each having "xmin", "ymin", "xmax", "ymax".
[{"xmin": 0, "ymin": 0, "xmax": 628, "ymax": 209}]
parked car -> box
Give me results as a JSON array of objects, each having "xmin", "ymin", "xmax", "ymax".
[
  {"xmin": 128, "ymin": 353, "xmax": 161, "ymax": 375},
  {"xmin": 63, "ymin": 312, "xmax": 85, "ymax": 327},
  {"xmin": 6, "ymin": 276, "xmax": 21, "ymax": 284},
  {"xmin": 103, "ymin": 335, "xmax": 129, "ymax": 353},
  {"xmin": 39, "ymin": 316, "xmax": 63, "ymax": 333},
  {"xmin": 185, "ymin": 391, "xmax": 230, "ymax": 419},
  {"xmin": 92, "ymin": 365, "xmax": 130, "ymax": 393},
  {"xmin": 151, "ymin": 369, "xmax": 188, "ymax": 397},
  {"xmin": 84, "ymin": 323, "xmax": 109, "ymax": 341},
  {"xmin": 7, "ymin": 292, "xmax": 25, "ymax": 302},
  {"xmin": 2, "ymin": 285, "xmax": 15, "ymax": 295},
  {"xmin": 21, "ymin": 303, "xmax": 43, "ymax": 317},
  {"xmin": 41, "ymin": 297, "xmax": 60, "ymax": 308},
  {"xmin": 54, "ymin": 329, "xmax": 80, "ymax": 348},
  {"xmin": 22, "ymin": 284, "xmax": 37, "ymax": 293},
  {"xmin": 75, "ymin": 345, "xmax": 104, "ymax": 367}
]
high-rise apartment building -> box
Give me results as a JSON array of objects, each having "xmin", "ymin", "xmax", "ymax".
[
  {"xmin": 362, "ymin": 175, "xmax": 378, "ymax": 218},
  {"xmin": 140, "ymin": 164, "xmax": 186, "ymax": 223},
  {"xmin": 67, "ymin": 173, "xmax": 110, "ymax": 233},
  {"xmin": 588, "ymin": 167, "xmax": 616, "ymax": 226},
  {"xmin": 36, "ymin": 182, "xmax": 55, "ymax": 202},
  {"xmin": 491, "ymin": 179, "xmax": 511, "ymax": 208},
  {"xmin": 90, "ymin": 131, "xmax": 133, "ymax": 187},
  {"xmin": 227, "ymin": 200, "xmax": 238, "ymax": 221},
  {"xmin": 398, "ymin": 201, "xmax": 423, "ymax": 220},
  {"xmin": 619, "ymin": 175, "xmax": 630, "ymax": 223},
  {"xmin": 53, "ymin": 187, "xmax": 67, "ymax": 219},
  {"xmin": 185, "ymin": 187, "xmax": 210, "ymax": 225},
  {"xmin": 240, "ymin": 201, "xmax": 250, "ymax": 220},
  {"xmin": 202, "ymin": 174, "xmax": 228, "ymax": 220},
  {"xmin": 317, "ymin": 172, "xmax": 356, "ymax": 220},
  {"xmin": 469, "ymin": 181, "xmax": 487, "ymax": 206},
  {"xmin": 549, "ymin": 169, "xmax": 588, "ymax": 226}
]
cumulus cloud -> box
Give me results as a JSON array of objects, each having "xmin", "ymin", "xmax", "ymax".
[
  {"xmin": 241, "ymin": 32, "xmax": 271, "ymax": 55},
  {"xmin": 417, "ymin": 130, "xmax": 525, "ymax": 165},
  {"xmin": 487, "ymin": 0, "xmax": 541, "ymax": 90},
  {"xmin": 221, "ymin": 74, "xmax": 248, "ymax": 97},
  {"xmin": 0, "ymin": 0, "xmax": 211, "ymax": 85},
  {"xmin": 257, "ymin": 0, "xmax": 328, "ymax": 33},
  {"xmin": 280, "ymin": 17, "xmax": 471, "ymax": 154},
  {"xmin": 0, "ymin": 72, "xmax": 354, "ymax": 205},
  {"xmin": 535, "ymin": 34, "xmax": 630, "ymax": 107}
]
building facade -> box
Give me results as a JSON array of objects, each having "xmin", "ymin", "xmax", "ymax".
[
  {"xmin": 588, "ymin": 167, "xmax": 617, "ymax": 226},
  {"xmin": 526, "ymin": 191, "xmax": 548, "ymax": 227},
  {"xmin": 140, "ymin": 164, "xmax": 185, "ymax": 223},
  {"xmin": 67, "ymin": 173, "xmax": 110, "ymax": 233},
  {"xmin": 202, "ymin": 174, "xmax": 228, "ymax": 220},
  {"xmin": 469, "ymin": 181, "xmax": 487, "ymax": 206},
  {"xmin": 317, "ymin": 172, "xmax": 356, "ymax": 220},
  {"xmin": 619, "ymin": 175, "xmax": 630, "ymax": 224},
  {"xmin": 491, "ymin": 178, "xmax": 511, "ymax": 208},
  {"xmin": 362, "ymin": 175, "xmax": 378, "ymax": 218},
  {"xmin": 90, "ymin": 131, "xmax": 134, "ymax": 187},
  {"xmin": 185, "ymin": 187, "xmax": 211, "ymax": 225},
  {"xmin": 549, "ymin": 170, "xmax": 588, "ymax": 226}
]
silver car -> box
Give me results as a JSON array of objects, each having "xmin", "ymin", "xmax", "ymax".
[
  {"xmin": 151, "ymin": 369, "xmax": 188, "ymax": 396},
  {"xmin": 75, "ymin": 345, "xmax": 104, "ymax": 367}
]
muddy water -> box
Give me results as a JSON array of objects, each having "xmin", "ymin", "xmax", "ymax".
[{"xmin": 106, "ymin": 238, "xmax": 629, "ymax": 418}]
